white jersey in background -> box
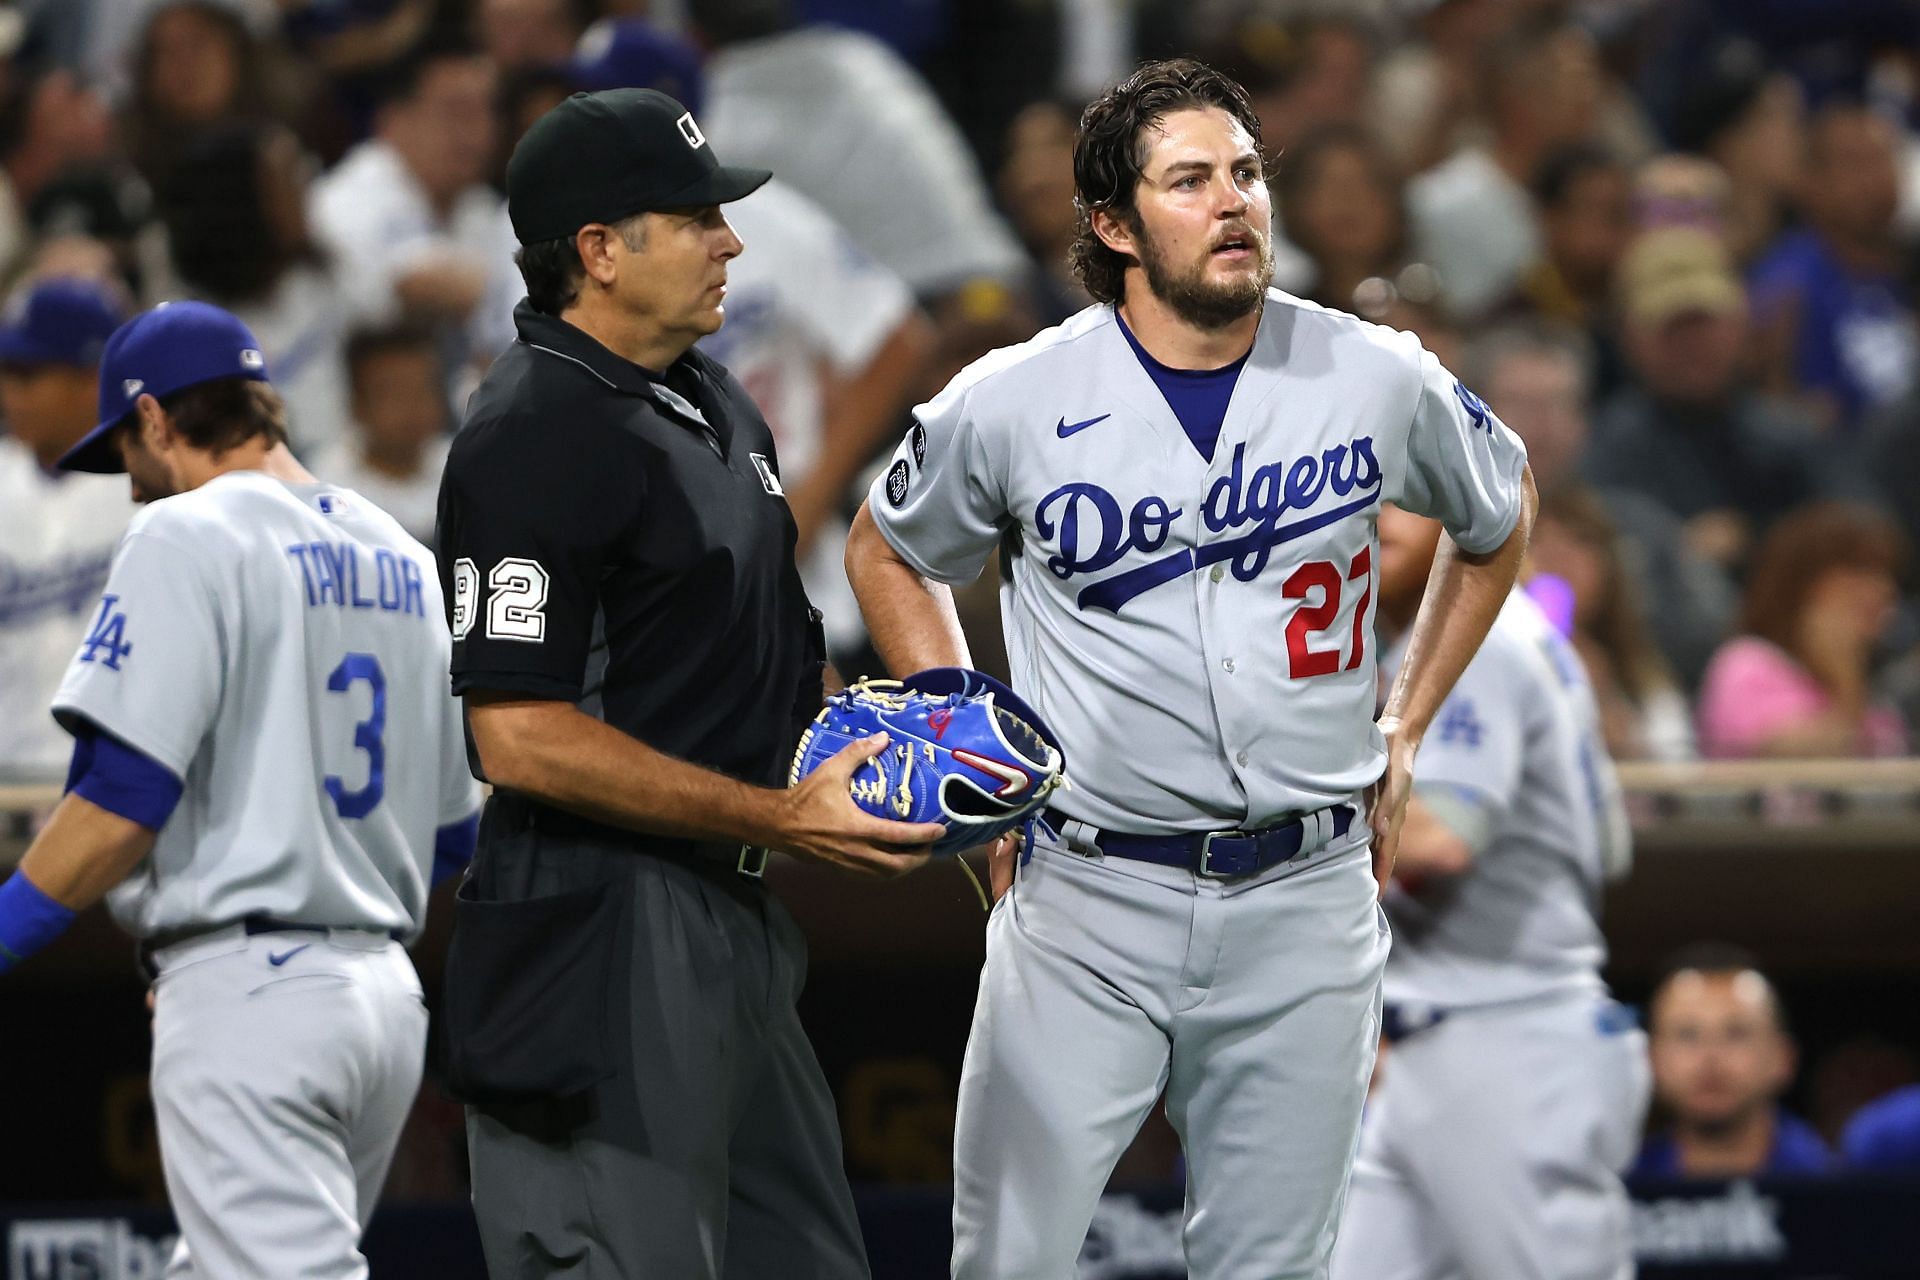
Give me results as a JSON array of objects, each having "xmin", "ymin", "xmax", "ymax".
[
  {"xmin": 52, "ymin": 470, "xmax": 478, "ymax": 942},
  {"xmin": 1381, "ymin": 590, "xmax": 1631, "ymax": 1010},
  {"xmin": 1331, "ymin": 590, "xmax": 1649, "ymax": 1280},
  {"xmin": 699, "ymin": 179, "xmax": 916, "ymax": 656},
  {"xmin": 0, "ymin": 438, "xmax": 134, "ymax": 775}
]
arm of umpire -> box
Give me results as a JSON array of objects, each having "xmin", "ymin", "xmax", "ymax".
[
  {"xmin": 464, "ymin": 694, "xmax": 942, "ymax": 877},
  {"xmin": 1372, "ymin": 464, "xmax": 1538, "ymax": 895}
]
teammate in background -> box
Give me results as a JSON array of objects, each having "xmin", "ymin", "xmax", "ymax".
[
  {"xmin": 845, "ymin": 60, "xmax": 1536, "ymax": 1279},
  {"xmin": 1635, "ymin": 945, "xmax": 1833, "ymax": 1178},
  {"xmin": 308, "ymin": 324, "xmax": 451, "ymax": 548},
  {"xmin": 1330, "ymin": 502, "xmax": 1649, "ymax": 1280},
  {"xmin": 0, "ymin": 277, "xmax": 132, "ymax": 778},
  {"xmin": 0, "ymin": 301, "xmax": 481, "ymax": 1279}
]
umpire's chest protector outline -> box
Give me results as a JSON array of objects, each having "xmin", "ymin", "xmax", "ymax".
[{"xmin": 872, "ymin": 291, "xmax": 1528, "ymax": 830}]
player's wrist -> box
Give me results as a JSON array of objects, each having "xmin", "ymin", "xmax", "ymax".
[{"xmin": 0, "ymin": 869, "xmax": 79, "ymax": 974}]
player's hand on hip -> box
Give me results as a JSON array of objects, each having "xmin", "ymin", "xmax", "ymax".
[
  {"xmin": 776, "ymin": 733, "xmax": 943, "ymax": 878},
  {"xmin": 1368, "ymin": 718, "xmax": 1419, "ymax": 898},
  {"xmin": 986, "ymin": 831, "xmax": 1020, "ymax": 903}
]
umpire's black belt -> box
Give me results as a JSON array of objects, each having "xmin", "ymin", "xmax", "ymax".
[{"xmin": 1045, "ymin": 804, "xmax": 1355, "ymax": 879}]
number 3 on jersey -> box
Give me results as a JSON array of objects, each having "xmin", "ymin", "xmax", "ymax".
[
  {"xmin": 1283, "ymin": 548, "xmax": 1372, "ymax": 678},
  {"xmin": 325, "ymin": 653, "xmax": 385, "ymax": 819}
]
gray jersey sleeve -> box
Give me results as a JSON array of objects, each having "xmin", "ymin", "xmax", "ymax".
[
  {"xmin": 1395, "ymin": 349, "xmax": 1529, "ymax": 554},
  {"xmin": 52, "ymin": 525, "xmax": 225, "ymax": 776},
  {"xmin": 866, "ymin": 375, "xmax": 1008, "ymax": 585},
  {"xmin": 1411, "ymin": 651, "xmax": 1528, "ymax": 817}
]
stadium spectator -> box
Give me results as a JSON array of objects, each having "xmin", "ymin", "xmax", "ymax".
[
  {"xmin": 1205, "ymin": 12, "xmax": 1376, "ymax": 159},
  {"xmin": 159, "ymin": 123, "xmax": 350, "ymax": 455},
  {"xmin": 307, "ymin": 325, "xmax": 449, "ymax": 547},
  {"xmin": 1587, "ymin": 227, "xmax": 1835, "ymax": 573},
  {"xmin": 1842, "ymin": 1085, "xmax": 1920, "ymax": 1170},
  {"xmin": 1666, "ymin": 40, "xmax": 1805, "ymax": 264},
  {"xmin": 0, "ymin": 67, "xmax": 114, "ymax": 280},
  {"xmin": 1369, "ymin": 0, "xmax": 1511, "ymax": 176},
  {"xmin": 1749, "ymin": 102, "xmax": 1918, "ymax": 433},
  {"xmin": 691, "ymin": 0, "xmax": 1028, "ymax": 302},
  {"xmin": 1471, "ymin": 321, "xmax": 1735, "ymax": 688},
  {"xmin": 1637, "ymin": 945, "xmax": 1833, "ymax": 1179},
  {"xmin": 310, "ymin": 33, "xmax": 519, "ymax": 392},
  {"xmin": 996, "ymin": 99, "xmax": 1089, "ymax": 325},
  {"xmin": 1274, "ymin": 124, "xmax": 1407, "ymax": 318},
  {"xmin": 1696, "ymin": 502, "xmax": 1909, "ymax": 759},
  {"xmin": 0, "ymin": 277, "xmax": 132, "ymax": 777},
  {"xmin": 1502, "ymin": 143, "xmax": 1631, "ymax": 398},
  {"xmin": 121, "ymin": 1, "xmax": 288, "ymax": 186},
  {"xmin": 1529, "ymin": 486, "xmax": 1697, "ymax": 761},
  {"xmin": 1408, "ymin": 13, "xmax": 1606, "ymax": 320},
  {"xmin": 476, "ymin": 0, "xmax": 591, "ymax": 72}
]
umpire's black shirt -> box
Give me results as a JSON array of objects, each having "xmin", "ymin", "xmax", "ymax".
[{"xmin": 438, "ymin": 301, "xmax": 823, "ymax": 820}]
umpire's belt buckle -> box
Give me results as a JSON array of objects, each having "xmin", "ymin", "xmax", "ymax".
[
  {"xmin": 737, "ymin": 845, "xmax": 769, "ymax": 879},
  {"xmin": 1197, "ymin": 830, "xmax": 1259, "ymax": 878}
]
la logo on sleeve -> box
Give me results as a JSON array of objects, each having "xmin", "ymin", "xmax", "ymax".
[{"xmin": 749, "ymin": 452, "xmax": 784, "ymax": 495}]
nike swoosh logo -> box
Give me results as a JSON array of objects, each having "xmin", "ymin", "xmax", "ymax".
[
  {"xmin": 1056, "ymin": 413, "xmax": 1112, "ymax": 438},
  {"xmin": 267, "ymin": 944, "xmax": 311, "ymax": 967}
]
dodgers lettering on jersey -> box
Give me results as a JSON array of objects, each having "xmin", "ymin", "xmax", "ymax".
[
  {"xmin": 52, "ymin": 474, "xmax": 480, "ymax": 942},
  {"xmin": 869, "ymin": 291, "xmax": 1528, "ymax": 833},
  {"xmin": 1380, "ymin": 592, "xmax": 1629, "ymax": 1009}
]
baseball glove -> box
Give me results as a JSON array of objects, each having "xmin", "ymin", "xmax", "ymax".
[{"xmin": 790, "ymin": 668, "xmax": 1066, "ymax": 858}]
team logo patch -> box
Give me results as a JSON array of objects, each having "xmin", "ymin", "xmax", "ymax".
[
  {"xmin": 676, "ymin": 111, "xmax": 706, "ymax": 150},
  {"xmin": 910, "ymin": 422, "xmax": 927, "ymax": 468},
  {"xmin": 885, "ymin": 459, "xmax": 911, "ymax": 507},
  {"xmin": 1452, "ymin": 380, "xmax": 1492, "ymax": 433},
  {"xmin": 749, "ymin": 452, "xmax": 784, "ymax": 495}
]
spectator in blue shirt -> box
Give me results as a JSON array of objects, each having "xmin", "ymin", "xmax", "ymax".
[
  {"xmin": 1749, "ymin": 101, "xmax": 1917, "ymax": 433},
  {"xmin": 1842, "ymin": 1084, "xmax": 1920, "ymax": 1171},
  {"xmin": 1635, "ymin": 944, "xmax": 1833, "ymax": 1179}
]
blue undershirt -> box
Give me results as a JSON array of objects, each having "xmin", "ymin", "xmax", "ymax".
[{"xmin": 1116, "ymin": 312, "xmax": 1250, "ymax": 463}]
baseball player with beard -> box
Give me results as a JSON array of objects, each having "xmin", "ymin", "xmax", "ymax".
[
  {"xmin": 1330, "ymin": 503, "xmax": 1650, "ymax": 1280},
  {"xmin": 844, "ymin": 59, "xmax": 1537, "ymax": 1279}
]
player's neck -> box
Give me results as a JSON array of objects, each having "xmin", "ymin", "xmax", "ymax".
[
  {"xmin": 1675, "ymin": 1107, "xmax": 1777, "ymax": 1177},
  {"xmin": 180, "ymin": 440, "xmax": 315, "ymax": 491},
  {"xmin": 1116, "ymin": 289, "xmax": 1259, "ymax": 370}
]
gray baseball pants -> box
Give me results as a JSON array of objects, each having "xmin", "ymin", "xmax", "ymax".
[
  {"xmin": 149, "ymin": 926, "xmax": 426, "ymax": 1280},
  {"xmin": 953, "ymin": 814, "xmax": 1387, "ymax": 1279}
]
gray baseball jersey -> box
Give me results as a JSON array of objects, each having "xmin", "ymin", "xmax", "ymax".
[
  {"xmin": 869, "ymin": 289, "xmax": 1528, "ymax": 832},
  {"xmin": 1335, "ymin": 591, "xmax": 1646, "ymax": 1280},
  {"xmin": 1380, "ymin": 590, "xmax": 1632, "ymax": 1010},
  {"xmin": 52, "ymin": 471, "xmax": 479, "ymax": 942}
]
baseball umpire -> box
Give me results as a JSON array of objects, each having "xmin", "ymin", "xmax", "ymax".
[
  {"xmin": 0, "ymin": 300, "xmax": 482, "ymax": 1278},
  {"xmin": 437, "ymin": 88, "xmax": 944, "ymax": 1279}
]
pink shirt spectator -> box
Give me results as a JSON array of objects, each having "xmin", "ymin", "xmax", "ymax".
[{"xmin": 1697, "ymin": 637, "xmax": 1908, "ymax": 758}]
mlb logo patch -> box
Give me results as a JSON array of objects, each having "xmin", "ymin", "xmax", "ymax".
[
  {"xmin": 676, "ymin": 111, "xmax": 706, "ymax": 150},
  {"xmin": 749, "ymin": 452, "xmax": 784, "ymax": 495},
  {"xmin": 240, "ymin": 348, "xmax": 265, "ymax": 370}
]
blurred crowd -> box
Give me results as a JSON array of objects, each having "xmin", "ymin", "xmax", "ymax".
[{"xmin": 5, "ymin": 0, "xmax": 1920, "ymax": 781}]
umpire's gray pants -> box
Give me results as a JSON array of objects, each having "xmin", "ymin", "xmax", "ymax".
[
  {"xmin": 953, "ymin": 817, "xmax": 1388, "ymax": 1280},
  {"xmin": 465, "ymin": 847, "xmax": 868, "ymax": 1280}
]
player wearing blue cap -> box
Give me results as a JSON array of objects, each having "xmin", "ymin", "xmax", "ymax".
[
  {"xmin": 0, "ymin": 300, "xmax": 481, "ymax": 1279},
  {"xmin": 0, "ymin": 276, "xmax": 133, "ymax": 777}
]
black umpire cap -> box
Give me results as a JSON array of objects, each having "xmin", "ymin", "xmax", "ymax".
[{"xmin": 506, "ymin": 88, "xmax": 770, "ymax": 244}]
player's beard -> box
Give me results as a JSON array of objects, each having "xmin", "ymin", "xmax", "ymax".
[{"xmin": 1135, "ymin": 218, "xmax": 1274, "ymax": 330}]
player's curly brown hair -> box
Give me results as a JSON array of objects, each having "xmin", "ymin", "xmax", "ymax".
[{"xmin": 1069, "ymin": 59, "xmax": 1266, "ymax": 306}]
